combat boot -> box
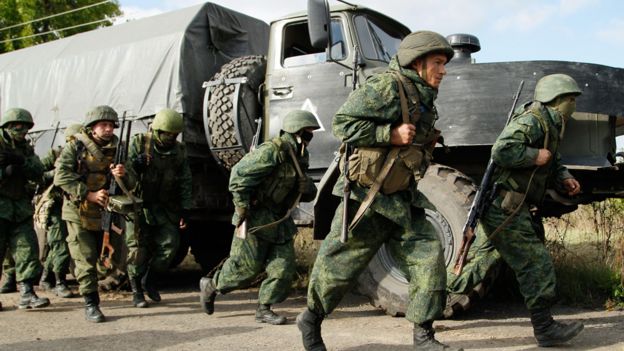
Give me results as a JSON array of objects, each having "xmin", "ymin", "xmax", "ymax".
[
  {"xmin": 530, "ymin": 308, "xmax": 584, "ymax": 347},
  {"xmin": 39, "ymin": 268, "xmax": 53, "ymax": 290},
  {"xmin": 130, "ymin": 277, "xmax": 148, "ymax": 308},
  {"xmin": 296, "ymin": 308, "xmax": 327, "ymax": 351},
  {"xmin": 255, "ymin": 304, "xmax": 287, "ymax": 325},
  {"xmin": 142, "ymin": 270, "xmax": 161, "ymax": 302},
  {"xmin": 413, "ymin": 321, "xmax": 463, "ymax": 351},
  {"xmin": 0, "ymin": 271, "xmax": 17, "ymax": 293},
  {"xmin": 54, "ymin": 272, "xmax": 73, "ymax": 298},
  {"xmin": 18, "ymin": 281, "xmax": 50, "ymax": 309},
  {"xmin": 199, "ymin": 276, "xmax": 217, "ymax": 314},
  {"xmin": 84, "ymin": 292, "xmax": 105, "ymax": 323}
]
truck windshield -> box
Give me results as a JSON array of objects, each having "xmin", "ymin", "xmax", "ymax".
[{"xmin": 354, "ymin": 15, "xmax": 402, "ymax": 63}]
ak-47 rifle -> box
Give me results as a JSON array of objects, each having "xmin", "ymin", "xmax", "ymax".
[
  {"xmin": 453, "ymin": 81, "xmax": 524, "ymax": 275},
  {"xmin": 100, "ymin": 113, "xmax": 128, "ymax": 269},
  {"xmin": 235, "ymin": 117, "xmax": 263, "ymax": 240}
]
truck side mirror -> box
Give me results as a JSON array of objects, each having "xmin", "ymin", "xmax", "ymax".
[{"xmin": 307, "ymin": 0, "xmax": 331, "ymax": 50}]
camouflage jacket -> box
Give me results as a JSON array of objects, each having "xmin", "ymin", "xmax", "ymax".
[
  {"xmin": 229, "ymin": 132, "xmax": 316, "ymax": 243},
  {"xmin": 492, "ymin": 102, "xmax": 573, "ymax": 204},
  {"xmin": 127, "ymin": 132, "xmax": 193, "ymax": 225},
  {"xmin": 331, "ymin": 57, "xmax": 438, "ymax": 229},
  {"xmin": 0, "ymin": 130, "xmax": 45, "ymax": 222}
]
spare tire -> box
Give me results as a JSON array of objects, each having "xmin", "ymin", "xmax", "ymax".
[
  {"xmin": 355, "ymin": 164, "xmax": 477, "ymax": 317},
  {"xmin": 204, "ymin": 55, "xmax": 267, "ymax": 171}
]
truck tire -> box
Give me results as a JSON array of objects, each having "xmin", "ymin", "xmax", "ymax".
[
  {"xmin": 206, "ymin": 55, "xmax": 266, "ymax": 171},
  {"xmin": 355, "ymin": 164, "xmax": 480, "ymax": 318}
]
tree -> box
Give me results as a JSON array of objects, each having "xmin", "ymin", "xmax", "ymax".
[{"xmin": 0, "ymin": 0, "xmax": 122, "ymax": 53}]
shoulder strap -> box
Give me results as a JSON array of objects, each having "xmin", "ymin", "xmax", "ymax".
[
  {"xmin": 73, "ymin": 133, "xmax": 106, "ymax": 161},
  {"xmin": 393, "ymin": 71, "xmax": 421, "ymax": 124},
  {"xmin": 529, "ymin": 108, "xmax": 551, "ymax": 149}
]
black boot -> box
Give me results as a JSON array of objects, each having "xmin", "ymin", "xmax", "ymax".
[
  {"xmin": 39, "ymin": 268, "xmax": 53, "ymax": 290},
  {"xmin": 0, "ymin": 271, "xmax": 17, "ymax": 293},
  {"xmin": 530, "ymin": 308, "xmax": 584, "ymax": 347},
  {"xmin": 130, "ymin": 277, "xmax": 148, "ymax": 308},
  {"xmin": 296, "ymin": 308, "xmax": 327, "ymax": 351},
  {"xmin": 255, "ymin": 304, "xmax": 287, "ymax": 325},
  {"xmin": 54, "ymin": 272, "xmax": 73, "ymax": 298},
  {"xmin": 413, "ymin": 321, "xmax": 463, "ymax": 351},
  {"xmin": 142, "ymin": 270, "xmax": 161, "ymax": 302},
  {"xmin": 18, "ymin": 281, "xmax": 50, "ymax": 309},
  {"xmin": 84, "ymin": 292, "xmax": 105, "ymax": 323},
  {"xmin": 199, "ymin": 276, "xmax": 217, "ymax": 315}
]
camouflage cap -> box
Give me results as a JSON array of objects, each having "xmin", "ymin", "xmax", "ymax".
[
  {"xmin": 397, "ymin": 31, "xmax": 454, "ymax": 67},
  {"xmin": 152, "ymin": 108, "xmax": 184, "ymax": 133},
  {"xmin": 84, "ymin": 105, "xmax": 119, "ymax": 127},
  {"xmin": 1, "ymin": 108, "xmax": 34, "ymax": 128},
  {"xmin": 534, "ymin": 74, "xmax": 582, "ymax": 103},
  {"xmin": 64, "ymin": 123, "xmax": 83, "ymax": 140},
  {"xmin": 282, "ymin": 110, "xmax": 320, "ymax": 133}
]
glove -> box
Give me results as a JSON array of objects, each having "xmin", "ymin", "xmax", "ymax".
[
  {"xmin": 297, "ymin": 177, "xmax": 309, "ymax": 194},
  {"xmin": 234, "ymin": 206, "xmax": 247, "ymax": 227},
  {"xmin": 0, "ymin": 152, "xmax": 25, "ymax": 167},
  {"xmin": 133, "ymin": 153, "xmax": 149, "ymax": 172}
]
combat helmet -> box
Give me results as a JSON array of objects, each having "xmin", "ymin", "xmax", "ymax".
[
  {"xmin": 152, "ymin": 108, "xmax": 184, "ymax": 133},
  {"xmin": 397, "ymin": 30, "xmax": 454, "ymax": 67},
  {"xmin": 281, "ymin": 110, "xmax": 320, "ymax": 133},
  {"xmin": 534, "ymin": 74, "xmax": 582, "ymax": 103},
  {"xmin": 64, "ymin": 123, "xmax": 83, "ymax": 140},
  {"xmin": 84, "ymin": 105, "xmax": 119, "ymax": 128},
  {"xmin": 1, "ymin": 108, "xmax": 34, "ymax": 128}
]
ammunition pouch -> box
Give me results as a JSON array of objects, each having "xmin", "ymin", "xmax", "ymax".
[
  {"xmin": 107, "ymin": 195, "xmax": 143, "ymax": 215},
  {"xmin": 500, "ymin": 189, "xmax": 525, "ymax": 214},
  {"xmin": 79, "ymin": 200, "xmax": 104, "ymax": 231}
]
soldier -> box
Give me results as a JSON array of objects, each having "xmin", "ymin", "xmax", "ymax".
[
  {"xmin": 125, "ymin": 108, "xmax": 192, "ymax": 307},
  {"xmin": 54, "ymin": 106, "xmax": 135, "ymax": 322},
  {"xmin": 0, "ymin": 108, "xmax": 50, "ymax": 310},
  {"xmin": 452, "ymin": 74, "xmax": 584, "ymax": 347},
  {"xmin": 200, "ymin": 110, "xmax": 319, "ymax": 325},
  {"xmin": 297, "ymin": 31, "xmax": 463, "ymax": 351},
  {"xmin": 37, "ymin": 123, "xmax": 83, "ymax": 298}
]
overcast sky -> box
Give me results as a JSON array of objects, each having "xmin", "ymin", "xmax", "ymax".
[{"xmin": 117, "ymin": 0, "xmax": 624, "ymax": 68}]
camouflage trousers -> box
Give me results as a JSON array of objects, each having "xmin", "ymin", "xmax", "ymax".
[
  {"xmin": 307, "ymin": 202, "xmax": 446, "ymax": 324},
  {"xmin": 0, "ymin": 218, "xmax": 41, "ymax": 282},
  {"xmin": 476, "ymin": 193, "xmax": 555, "ymax": 310},
  {"xmin": 42, "ymin": 213, "xmax": 71, "ymax": 274},
  {"xmin": 125, "ymin": 215, "xmax": 180, "ymax": 279},
  {"xmin": 214, "ymin": 231, "xmax": 296, "ymax": 305},
  {"xmin": 66, "ymin": 221, "xmax": 103, "ymax": 295},
  {"xmin": 2, "ymin": 251, "xmax": 15, "ymax": 277}
]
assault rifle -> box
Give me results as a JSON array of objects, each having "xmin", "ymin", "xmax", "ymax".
[
  {"xmin": 100, "ymin": 113, "xmax": 129, "ymax": 269},
  {"xmin": 236, "ymin": 117, "xmax": 263, "ymax": 240},
  {"xmin": 453, "ymin": 81, "xmax": 524, "ymax": 275}
]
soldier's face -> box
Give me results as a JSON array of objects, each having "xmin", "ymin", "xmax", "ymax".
[
  {"xmin": 91, "ymin": 121, "xmax": 115, "ymax": 142},
  {"xmin": 413, "ymin": 53, "xmax": 448, "ymax": 89}
]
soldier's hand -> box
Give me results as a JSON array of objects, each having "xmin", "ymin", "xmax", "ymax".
[
  {"xmin": 133, "ymin": 153, "xmax": 150, "ymax": 172},
  {"xmin": 0, "ymin": 151, "xmax": 25, "ymax": 166},
  {"xmin": 110, "ymin": 164, "xmax": 126, "ymax": 178},
  {"xmin": 390, "ymin": 123, "xmax": 416, "ymax": 146},
  {"xmin": 534, "ymin": 149, "xmax": 552, "ymax": 166},
  {"xmin": 87, "ymin": 189, "xmax": 109, "ymax": 207},
  {"xmin": 562, "ymin": 178, "xmax": 581, "ymax": 196}
]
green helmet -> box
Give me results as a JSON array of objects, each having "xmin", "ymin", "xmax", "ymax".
[
  {"xmin": 84, "ymin": 105, "xmax": 119, "ymax": 128},
  {"xmin": 64, "ymin": 123, "xmax": 83, "ymax": 140},
  {"xmin": 1, "ymin": 108, "xmax": 34, "ymax": 128},
  {"xmin": 152, "ymin": 108, "xmax": 184, "ymax": 133},
  {"xmin": 534, "ymin": 74, "xmax": 582, "ymax": 103},
  {"xmin": 397, "ymin": 31, "xmax": 454, "ymax": 67},
  {"xmin": 281, "ymin": 110, "xmax": 320, "ymax": 133}
]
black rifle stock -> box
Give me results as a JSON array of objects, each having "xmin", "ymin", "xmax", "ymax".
[{"xmin": 453, "ymin": 81, "xmax": 524, "ymax": 275}]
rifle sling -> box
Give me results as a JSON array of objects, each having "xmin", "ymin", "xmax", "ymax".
[
  {"xmin": 73, "ymin": 133, "xmax": 106, "ymax": 162},
  {"xmin": 348, "ymin": 73, "xmax": 412, "ymax": 231}
]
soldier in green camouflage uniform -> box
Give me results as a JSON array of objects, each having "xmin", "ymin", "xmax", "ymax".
[
  {"xmin": 0, "ymin": 108, "xmax": 50, "ymax": 310},
  {"xmin": 0, "ymin": 253, "xmax": 16, "ymax": 293},
  {"xmin": 200, "ymin": 110, "xmax": 319, "ymax": 325},
  {"xmin": 125, "ymin": 108, "xmax": 192, "ymax": 308},
  {"xmin": 297, "ymin": 32, "xmax": 463, "ymax": 351},
  {"xmin": 54, "ymin": 106, "xmax": 135, "ymax": 323},
  {"xmin": 36, "ymin": 123, "xmax": 83, "ymax": 298},
  {"xmin": 451, "ymin": 74, "xmax": 584, "ymax": 347}
]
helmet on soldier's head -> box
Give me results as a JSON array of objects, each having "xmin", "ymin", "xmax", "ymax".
[
  {"xmin": 152, "ymin": 108, "xmax": 184, "ymax": 133},
  {"xmin": 397, "ymin": 31, "xmax": 454, "ymax": 67},
  {"xmin": 534, "ymin": 74, "xmax": 582, "ymax": 103},
  {"xmin": 1, "ymin": 108, "xmax": 34, "ymax": 128},
  {"xmin": 84, "ymin": 105, "xmax": 119, "ymax": 128},
  {"xmin": 64, "ymin": 123, "xmax": 83, "ymax": 140},
  {"xmin": 281, "ymin": 110, "xmax": 320, "ymax": 133}
]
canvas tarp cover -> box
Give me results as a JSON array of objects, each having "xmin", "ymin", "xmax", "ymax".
[{"xmin": 0, "ymin": 2, "xmax": 269, "ymax": 133}]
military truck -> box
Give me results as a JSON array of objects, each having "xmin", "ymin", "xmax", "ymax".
[{"xmin": 0, "ymin": 0, "xmax": 622, "ymax": 315}]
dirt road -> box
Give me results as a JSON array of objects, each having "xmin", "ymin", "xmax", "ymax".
[{"xmin": 0, "ymin": 269, "xmax": 622, "ymax": 351}]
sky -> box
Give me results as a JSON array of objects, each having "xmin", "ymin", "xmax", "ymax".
[{"xmin": 116, "ymin": 0, "xmax": 624, "ymax": 68}]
